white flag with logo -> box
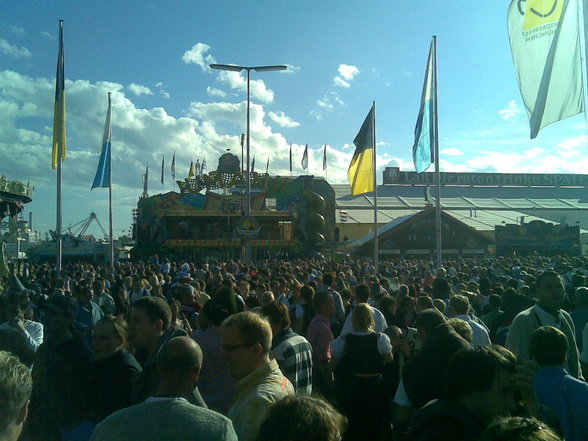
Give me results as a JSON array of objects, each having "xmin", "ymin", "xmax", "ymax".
[{"xmin": 508, "ymin": 0, "xmax": 584, "ymax": 139}]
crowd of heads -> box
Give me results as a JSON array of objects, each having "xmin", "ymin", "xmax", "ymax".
[{"xmin": 2, "ymin": 252, "xmax": 588, "ymax": 440}]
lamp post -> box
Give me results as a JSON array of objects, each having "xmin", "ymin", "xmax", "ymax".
[{"xmin": 210, "ymin": 64, "xmax": 287, "ymax": 263}]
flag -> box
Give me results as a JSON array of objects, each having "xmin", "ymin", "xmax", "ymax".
[
  {"xmin": 188, "ymin": 161, "xmax": 195, "ymax": 178},
  {"xmin": 195, "ymin": 159, "xmax": 201, "ymax": 176},
  {"xmin": 289, "ymin": 143, "xmax": 292, "ymax": 172},
  {"xmin": 51, "ymin": 20, "xmax": 66, "ymax": 169},
  {"xmin": 301, "ymin": 144, "xmax": 308, "ymax": 170},
  {"xmin": 251, "ymin": 156, "xmax": 256, "ymax": 174},
  {"xmin": 171, "ymin": 151, "xmax": 176, "ymax": 180},
  {"xmin": 91, "ymin": 93, "xmax": 112, "ymax": 189},
  {"xmin": 160, "ymin": 155, "xmax": 164, "ymax": 184},
  {"xmin": 201, "ymin": 158, "xmax": 206, "ymax": 175},
  {"xmin": 266, "ymin": 157, "xmax": 269, "ymax": 174},
  {"xmin": 347, "ymin": 104, "xmax": 375, "ymax": 195},
  {"xmin": 322, "ymin": 145, "xmax": 327, "ymax": 171},
  {"xmin": 508, "ymin": 0, "xmax": 583, "ymax": 138},
  {"xmin": 412, "ymin": 39, "xmax": 436, "ymax": 174}
]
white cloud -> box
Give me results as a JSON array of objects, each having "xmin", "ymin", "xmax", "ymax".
[
  {"xmin": 41, "ymin": 31, "xmax": 52, "ymax": 39},
  {"xmin": 0, "ymin": 70, "xmax": 236, "ymax": 236},
  {"xmin": 558, "ymin": 135, "xmax": 588, "ymax": 150},
  {"xmin": 154, "ymin": 82, "xmax": 170, "ymax": 99},
  {"xmin": 317, "ymin": 95, "xmax": 334, "ymax": 110},
  {"xmin": 499, "ymin": 100, "xmax": 522, "ymax": 120},
  {"xmin": 334, "ymin": 77, "xmax": 351, "ymax": 88},
  {"xmin": 555, "ymin": 135, "xmax": 586, "ymax": 159},
  {"xmin": 334, "ymin": 64, "xmax": 359, "ymax": 88},
  {"xmin": 182, "ymin": 43, "xmax": 215, "ymax": 71},
  {"xmin": 0, "ymin": 38, "xmax": 31, "ymax": 58},
  {"xmin": 10, "ymin": 25, "xmax": 25, "ymax": 35},
  {"xmin": 309, "ymin": 110, "xmax": 322, "ymax": 121},
  {"xmin": 183, "ymin": 42, "xmax": 275, "ymax": 103},
  {"xmin": 440, "ymin": 147, "xmax": 463, "ymax": 156},
  {"xmin": 282, "ymin": 64, "xmax": 301, "ymax": 74},
  {"xmin": 268, "ymin": 111, "xmax": 300, "ymax": 128},
  {"xmin": 338, "ymin": 64, "xmax": 360, "ymax": 81},
  {"xmin": 128, "ymin": 83, "xmax": 153, "ymax": 96},
  {"xmin": 216, "ymin": 70, "xmax": 275, "ymax": 103},
  {"xmin": 207, "ymin": 86, "xmax": 226, "ymax": 98}
]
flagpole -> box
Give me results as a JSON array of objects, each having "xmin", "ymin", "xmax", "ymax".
[
  {"xmin": 432, "ymin": 36, "xmax": 442, "ymax": 269},
  {"xmin": 372, "ymin": 102, "xmax": 378, "ymax": 271},
  {"xmin": 107, "ymin": 93, "xmax": 114, "ymax": 267},
  {"xmin": 56, "ymin": 144, "xmax": 63, "ymax": 276},
  {"xmin": 54, "ymin": 19, "xmax": 65, "ymax": 277},
  {"xmin": 324, "ymin": 145, "xmax": 328, "ymax": 181}
]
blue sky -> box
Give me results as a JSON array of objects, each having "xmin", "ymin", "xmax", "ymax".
[{"xmin": 0, "ymin": 1, "xmax": 585, "ymax": 238}]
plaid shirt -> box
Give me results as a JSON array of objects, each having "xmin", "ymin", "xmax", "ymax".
[{"xmin": 270, "ymin": 328, "xmax": 313, "ymax": 394}]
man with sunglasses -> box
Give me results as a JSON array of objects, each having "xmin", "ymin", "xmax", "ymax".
[{"xmin": 221, "ymin": 311, "xmax": 294, "ymax": 441}]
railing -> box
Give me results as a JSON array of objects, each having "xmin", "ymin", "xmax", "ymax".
[{"xmin": 0, "ymin": 176, "xmax": 33, "ymax": 200}]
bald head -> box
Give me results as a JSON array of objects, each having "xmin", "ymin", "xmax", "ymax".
[{"xmin": 158, "ymin": 336, "xmax": 203, "ymax": 379}]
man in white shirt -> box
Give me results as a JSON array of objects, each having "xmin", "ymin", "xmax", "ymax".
[
  {"xmin": 0, "ymin": 291, "xmax": 43, "ymax": 351},
  {"xmin": 448, "ymin": 295, "xmax": 491, "ymax": 346},
  {"xmin": 92, "ymin": 280, "xmax": 116, "ymax": 315}
]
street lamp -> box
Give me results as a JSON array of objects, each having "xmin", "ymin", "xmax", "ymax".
[{"xmin": 210, "ymin": 63, "xmax": 287, "ymax": 263}]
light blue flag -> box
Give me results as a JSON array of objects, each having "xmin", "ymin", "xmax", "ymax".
[
  {"xmin": 91, "ymin": 93, "xmax": 112, "ymax": 189},
  {"xmin": 412, "ymin": 39, "xmax": 436, "ymax": 174}
]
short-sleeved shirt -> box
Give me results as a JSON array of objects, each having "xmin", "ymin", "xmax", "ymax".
[{"xmin": 307, "ymin": 314, "xmax": 333, "ymax": 363}]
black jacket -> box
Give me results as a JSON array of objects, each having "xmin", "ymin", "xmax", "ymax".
[
  {"xmin": 405, "ymin": 399, "xmax": 485, "ymax": 441},
  {"xmin": 90, "ymin": 349, "xmax": 142, "ymax": 421},
  {"xmin": 402, "ymin": 323, "xmax": 470, "ymax": 409},
  {"xmin": 29, "ymin": 333, "xmax": 94, "ymax": 441},
  {"xmin": 131, "ymin": 326, "xmax": 207, "ymax": 407}
]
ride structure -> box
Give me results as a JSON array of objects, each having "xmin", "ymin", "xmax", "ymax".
[
  {"xmin": 0, "ymin": 175, "xmax": 34, "ymax": 277},
  {"xmin": 133, "ymin": 152, "xmax": 336, "ymax": 260}
]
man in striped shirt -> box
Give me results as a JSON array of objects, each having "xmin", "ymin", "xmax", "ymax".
[{"xmin": 261, "ymin": 302, "xmax": 313, "ymax": 394}]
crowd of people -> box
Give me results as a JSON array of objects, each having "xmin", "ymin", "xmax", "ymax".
[{"xmin": 1, "ymin": 253, "xmax": 588, "ymax": 441}]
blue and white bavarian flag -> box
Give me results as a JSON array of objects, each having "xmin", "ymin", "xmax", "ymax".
[{"xmin": 92, "ymin": 93, "xmax": 112, "ymax": 189}]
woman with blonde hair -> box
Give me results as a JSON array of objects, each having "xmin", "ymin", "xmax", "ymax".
[{"xmin": 331, "ymin": 303, "xmax": 393, "ymax": 441}]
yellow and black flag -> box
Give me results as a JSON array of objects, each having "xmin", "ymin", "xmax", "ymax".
[
  {"xmin": 347, "ymin": 104, "xmax": 375, "ymax": 195},
  {"xmin": 52, "ymin": 20, "xmax": 66, "ymax": 169}
]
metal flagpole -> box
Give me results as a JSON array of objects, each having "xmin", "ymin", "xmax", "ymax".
[
  {"xmin": 372, "ymin": 101, "xmax": 378, "ymax": 271},
  {"xmin": 324, "ymin": 145, "xmax": 328, "ymax": 181},
  {"xmin": 107, "ymin": 94, "xmax": 114, "ymax": 267},
  {"xmin": 432, "ymin": 36, "xmax": 442, "ymax": 269},
  {"xmin": 55, "ymin": 20, "xmax": 65, "ymax": 277},
  {"xmin": 56, "ymin": 145, "xmax": 63, "ymax": 275}
]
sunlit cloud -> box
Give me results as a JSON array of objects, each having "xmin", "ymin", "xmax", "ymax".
[{"xmin": 0, "ymin": 38, "xmax": 31, "ymax": 58}]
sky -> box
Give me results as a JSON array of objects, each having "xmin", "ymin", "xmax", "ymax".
[{"xmin": 1, "ymin": 1, "xmax": 586, "ymax": 239}]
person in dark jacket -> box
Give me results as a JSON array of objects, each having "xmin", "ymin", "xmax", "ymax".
[
  {"xmin": 393, "ymin": 308, "xmax": 470, "ymax": 434},
  {"xmin": 28, "ymin": 295, "xmax": 95, "ymax": 441},
  {"xmin": 90, "ymin": 315, "xmax": 141, "ymax": 422},
  {"xmin": 129, "ymin": 296, "xmax": 206, "ymax": 407},
  {"xmin": 402, "ymin": 309, "xmax": 470, "ymax": 409},
  {"xmin": 405, "ymin": 346, "xmax": 536, "ymax": 441}
]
